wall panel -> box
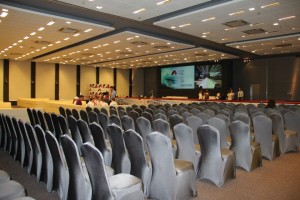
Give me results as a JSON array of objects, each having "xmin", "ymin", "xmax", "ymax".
[
  {"xmin": 116, "ymin": 69, "xmax": 129, "ymax": 97},
  {"xmin": 9, "ymin": 60, "xmax": 31, "ymax": 101},
  {"xmin": 80, "ymin": 65, "xmax": 96, "ymax": 96},
  {"xmin": 99, "ymin": 67, "xmax": 114, "ymax": 86},
  {"xmin": 132, "ymin": 68, "xmax": 144, "ymax": 97},
  {"xmin": 0, "ymin": 60, "xmax": 3, "ymax": 101},
  {"xmin": 59, "ymin": 64, "xmax": 76, "ymax": 100},
  {"xmin": 36, "ymin": 62, "xmax": 55, "ymax": 99}
]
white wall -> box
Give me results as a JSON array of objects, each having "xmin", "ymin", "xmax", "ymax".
[
  {"xmin": 80, "ymin": 65, "xmax": 96, "ymax": 96},
  {"xmin": 99, "ymin": 67, "xmax": 114, "ymax": 86},
  {"xmin": 132, "ymin": 68, "xmax": 144, "ymax": 97},
  {"xmin": 9, "ymin": 60, "xmax": 31, "ymax": 101},
  {"xmin": 36, "ymin": 62, "xmax": 55, "ymax": 99},
  {"xmin": 59, "ymin": 64, "xmax": 76, "ymax": 100},
  {"xmin": 116, "ymin": 69, "xmax": 129, "ymax": 97}
]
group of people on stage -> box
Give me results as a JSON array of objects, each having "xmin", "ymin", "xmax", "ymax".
[
  {"xmin": 74, "ymin": 86, "xmax": 117, "ymax": 107},
  {"xmin": 198, "ymin": 87, "xmax": 244, "ymax": 100}
]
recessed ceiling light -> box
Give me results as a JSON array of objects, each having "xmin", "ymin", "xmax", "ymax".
[
  {"xmin": 273, "ymin": 23, "xmax": 279, "ymax": 26},
  {"xmin": 66, "ymin": 21, "xmax": 71, "ymax": 24},
  {"xmin": 48, "ymin": 44, "xmax": 53, "ymax": 46},
  {"xmin": 47, "ymin": 21, "xmax": 55, "ymax": 26},
  {"xmin": 38, "ymin": 27, "xmax": 45, "ymax": 31},
  {"xmin": 64, "ymin": 37, "xmax": 69, "ymax": 40},
  {"xmin": 2, "ymin": 9, "xmax": 8, "ymax": 12},
  {"xmin": 202, "ymin": 35, "xmax": 206, "ymax": 38},
  {"xmin": 103, "ymin": 43, "xmax": 109, "ymax": 46},
  {"xmin": 178, "ymin": 23, "xmax": 191, "ymax": 28},
  {"xmin": 18, "ymin": 40, "xmax": 23, "ymax": 43},
  {"xmin": 0, "ymin": 11, "xmax": 8, "ymax": 18},
  {"xmin": 224, "ymin": 28, "xmax": 237, "ymax": 31},
  {"xmin": 73, "ymin": 33, "xmax": 80, "ymax": 37},
  {"xmin": 249, "ymin": 8, "xmax": 255, "ymax": 11},
  {"xmin": 13, "ymin": 43, "xmax": 17, "ymax": 46},
  {"xmin": 261, "ymin": 2, "xmax": 280, "ymax": 9},
  {"xmin": 202, "ymin": 32, "xmax": 210, "ymax": 35},
  {"xmin": 96, "ymin": 6, "xmax": 103, "ymax": 9},
  {"xmin": 30, "ymin": 32, "xmax": 36, "ymax": 35},
  {"xmin": 55, "ymin": 41, "xmax": 61, "ymax": 44},
  {"xmin": 157, "ymin": 0, "xmax": 171, "ymax": 6},
  {"xmin": 84, "ymin": 28, "xmax": 92, "ymax": 32},
  {"xmin": 133, "ymin": 8, "xmax": 146, "ymax": 14},
  {"xmin": 38, "ymin": 36, "xmax": 42, "ymax": 39},
  {"xmin": 113, "ymin": 40, "xmax": 120, "ymax": 43},
  {"xmin": 279, "ymin": 16, "xmax": 295, "ymax": 21},
  {"xmin": 202, "ymin": 17, "xmax": 216, "ymax": 22},
  {"xmin": 24, "ymin": 36, "xmax": 29, "ymax": 39},
  {"xmin": 298, "ymin": 38, "xmax": 300, "ymax": 40},
  {"xmin": 229, "ymin": 11, "xmax": 245, "ymax": 16}
]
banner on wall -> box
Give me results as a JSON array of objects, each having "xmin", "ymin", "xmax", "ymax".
[{"xmin": 89, "ymin": 84, "xmax": 110, "ymax": 96}]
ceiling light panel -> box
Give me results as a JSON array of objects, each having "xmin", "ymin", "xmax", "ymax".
[
  {"xmin": 0, "ymin": 6, "xmax": 114, "ymax": 61},
  {"xmin": 91, "ymin": 47, "xmax": 237, "ymax": 68},
  {"xmin": 227, "ymin": 34, "xmax": 300, "ymax": 55},
  {"xmin": 33, "ymin": 31, "xmax": 194, "ymax": 65},
  {"xmin": 56, "ymin": 0, "xmax": 209, "ymax": 21},
  {"xmin": 155, "ymin": 0, "xmax": 300, "ymax": 43}
]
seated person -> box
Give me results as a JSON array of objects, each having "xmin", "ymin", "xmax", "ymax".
[
  {"xmin": 109, "ymin": 98, "xmax": 118, "ymax": 106},
  {"xmin": 75, "ymin": 95, "xmax": 84, "ymax": 105},
  {"xmin": 86, "ymin": 97, "xmax": 96, "ymax": 107},
  {"xmin": 266, "ymin": 99, "xmax": 276, "ymax": 108},
  {"xmin": 98, "ymin": 95, "xmax": 108, "ymax": 107}
]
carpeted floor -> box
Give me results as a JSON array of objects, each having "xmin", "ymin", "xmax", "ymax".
[{"xmin": 1, "ymin": 149, "xmax": 300, "ymax": 200}]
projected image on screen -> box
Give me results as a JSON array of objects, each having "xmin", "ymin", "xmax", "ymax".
[
  {"xmin": 195, "ymin": 64, "xmax": 222, "ymax": 89},
  {"xmin": 160, "ymin": 65, "xmax": 195, "ymax": 89}
]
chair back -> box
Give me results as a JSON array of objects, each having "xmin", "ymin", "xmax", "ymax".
[
  {"xmin": 61, "ymin": 135, "xmax": 91, "ymax": 200},
  {"xmin": 186, "ymin": 116, "xmax": 203, "ymax": 144},
  {"xmin": 121, "ymin": 115, "xmax": 135, "ymax": 131},
  {"xmin": 45, "ymin": 131, "xmax": 69, "ymax": 200},
  {"xmin": 124, "ymin": 129, "xmax": 151, "ymax": 196},
  {"xmin": 67, "ymin": 116, "xmax": 83, "ymax": 154},
  {"xmin": 81, "ymin": 143, "xmax": 114, "ymax": 200},
  {"xmin": 98, "ymin": 112, "xmax": 109, "ymax": 139},
  {"xmin": 79, "ymin": 110, "xmax": 89, "ymax": 124},
  {"xmin": 88, "ymin": 111, "xmax": 99, "ymax": 124},
  {"xmin": 77, "ymin": 119, "xmax": 94, "ymax": 144},
  {"xmin": 109, "ymin": 115, "xmax": 121, "ymax": 127},
  {"xmin": 18, "ymin": 120, "xmax": 33, "ymax": 170},
  {"xmin": 146, "ymin": 132, "xmax": 176, "ymax": 200},
  {"xmin": 35, "ymin": 125, "xmax": 53, "ymax": 192},
  {"xmin": 44, "ymin": 112, "xmax": 55, "ymax": 134},
  {"xmin": 89, "ymin": 122, "xmax": 112, "ymax": 166},
  {"xmin": 71, "ymin": 109, "xmax": 80, "ymax": 120},
  {"xmin": 207, "ymin": 117, "xmax": 228, "ymax": 148},
  {"xmin": 153, "ymin": 118, "xmax": 171, "ymax": 139},
  {"xmin": 107, "ymin": 124, "xmax": 131, "ymax": 174}
]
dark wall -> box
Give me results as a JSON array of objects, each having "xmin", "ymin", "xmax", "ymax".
[
  {"xmin": 144, "ymin": 56, "xmax": 300, "ymax": 101},
  {"xmin": 233, "ymin": 56, "xmax": 300, "ymax": 101}
]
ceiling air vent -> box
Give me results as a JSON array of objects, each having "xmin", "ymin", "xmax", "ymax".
[
  {"xmin": 82, "ymin": 53, "xmax": 95, "ymax": 56},
  {"xmin": 194, "ymin": 53, "xmax": 208, "ymax": 57},
  {"xmin": 223, "ymin": 20, "xmax": 249, "ymax": 28},
  {"xmin": 58, "ymin": 27, "xmax": 79, "ymax": 34},
  {"xmin": 243, "ymin": 28, "xmax": 266, "ymax": 35},
  {"xmin": 153, "ymin": 45, "xmax": 170, "ymax": 49},
  {"xmin": 131, "ymin": 41, "xmax": 148, "ymax": 46},
  {"xmin": 35, "ymin": 40, "xmax": 52, "ymax": 45},
  {"xmin": 119, "ymin": 52, "xmax": 133, "ymax": 55},
  {"xmin": 10, "ymin": 52, "xmax": 22, "ymax": 56},
  {"xmin": 275, "ymin": 43, "xmax": 293, "ymax": 48},
  {"xmin": 81, "ymin": 59, "xmax": 91, "ymax": 62}
]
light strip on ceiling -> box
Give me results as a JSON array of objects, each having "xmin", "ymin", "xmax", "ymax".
[
  {"xmin": 261, "ymin": 2, "xmax": 280, "ymax": 9},
  {"xmin": 178, "ymin": 23, "xmax": 191, "ymax": 28},
  {"xmin": 202, "ymin": 17, "xmax": 216, "ymax": 22},
  {"xmin": 229, "ymin": 11, "xmax": 245, "ymax": 16},
  {"xmin": 157, "ymin": 0, "xmax": 171, "ymax": 5},
  {"xmin": 133, "ymin": 8, "xmax": 146, "ymax": 14},
  {"xmin": 279, "ymin": 16, "xmax": 295, "ymax": 21}
]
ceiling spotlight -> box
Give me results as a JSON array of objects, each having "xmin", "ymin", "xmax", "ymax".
[
  {"xmin": 249, "ymin": 8, "xmax": 255, "ymax": 11},
  {"xmin": 133, "ymin": 8, "xmax": 146, "ymax": 14},
  {"xmin": 273, "ymin": 22, "xmax": 279, "ymax": 26},
  {"xmin": 96, "ymin": 6, "xmax": 103, "ymax": 9},
  {"xmin": 47, "ymin": 20, "xmax": 55, "ymax": 26}
]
